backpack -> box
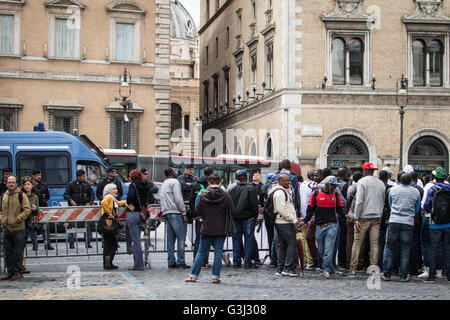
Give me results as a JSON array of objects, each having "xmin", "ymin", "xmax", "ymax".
[
  {"xmin": 263, "ymin": 188, "xmax": 288, "ymax": 225},
  {"xmin": 0, "ymin": 191, "xmax": 23, "ymax": 207},
  {"xmin": 431, "ymin": 186, "xmax": 450, "ymax": 225}
]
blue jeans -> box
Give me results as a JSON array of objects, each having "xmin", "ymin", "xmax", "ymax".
[
  {"xmin": 126, "ymin": 212, "xmax": 144, "ymax": 270},
  {"xmin": 191, "ymin": 234, "xmax": 226, "ymax": 280},
  {"xmin": 164, "ymin": 213, "xmax": 187, "ymax": 266},
  {"xmin": 378, "ymin": 222, "xmax": 388, "ymax": 272},
  {"xmin": 429, "ymin": 227, "xmax": 450, "ymax": 280},
  {"xmin": 382, "ymin": 223, "xmax": 414, "ymax": 279},
  {"xmin": 271, "ymin": 237, "xmax": 277, "ymax": 263},
  {"xmin": 194, "ymin": 220, "xmax": 210, "ymax": 264},
  {"xmin": 232, "ymin": 218, "xmax": 255, "ymax": 266},
  {"xmin": 315, "ymin": 223, "xmax": 338, "ymax": 274},
  {"xmin": 421, "ymin": 218, "xmax": 444, "ymax": 269},
  {"xmin": 332, "ymin": 221, "xmax": 340, "ymax": 268}
]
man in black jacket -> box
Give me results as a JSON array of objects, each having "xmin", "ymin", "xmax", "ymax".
[
  {"xmin": 96, "ymin": 167, "xmax": 123, "ymax": 202},
  {"xmin": 31, "ymin": 169, "xmax": 54, "ymax": 250},
  {"xmin": 178, "ymin": 164, "xmax": 197, "ymax": 202},
  {"xmin": 228, "ymin": 170, "xmax": 259, "ymax": 268},
  {"xmin": 63, "ymin": 169, "xmax": 95, "ymax": 249},
  {"xmin": 0, "ymin": 167, "xmax": 12, "ymax": 195}
]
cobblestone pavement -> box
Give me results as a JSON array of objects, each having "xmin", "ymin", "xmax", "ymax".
[{"xmin": 1, "ymin": 243, "xmax": 449, "ymax": 300}]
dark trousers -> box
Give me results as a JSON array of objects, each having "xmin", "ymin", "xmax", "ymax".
[
  {"xmin": 382, "ymin": 223, "xmax": 414, "ymax": 279},
  {"xmin": 4, "ymin": 229, "xmax": 25, "ymax": 275},
  {"xmin": 275, "ymin": 223, "xmax": 298, "ymax": 272},
  {"xmin": 265, "ymin": 221, "xmax": 277, "ymax": 263},
  {"xmin": 429, "ymin": 228, "xmax": 450, "ymax": 280},
  {"xmin": 306, "ymin": 218, "xmax": 318, "ymax": 266},
  {"xmin": 338, "ymin": 216, "xmax": 347, "ymax": 267},
  {"xmin": 409, "ymin": 214, "xmax": 423, "ymax": 275},
  {"xmin": 103, "ymin": 233, "xmax": 118, "ymax": 266}
]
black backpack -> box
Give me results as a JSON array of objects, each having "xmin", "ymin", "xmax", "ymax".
[
  {"xmin": 0, "ymin": 191, "xmax": 23, "ymax": 206},
  {"xmin": 263, "ymin": 188, "xmax": 288, "ymax": 225},
  {"xmin": 431, "ymin": 186, "xmax": 450, "ymax": 224}
]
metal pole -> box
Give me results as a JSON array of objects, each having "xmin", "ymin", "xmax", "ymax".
[{"xmin": 399, "ymin": 105, "xmax": 405, "ymax": 169}]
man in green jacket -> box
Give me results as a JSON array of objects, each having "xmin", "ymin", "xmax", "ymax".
[{"xmin": 0, "ymin": 175, "xmax": 31, "ymax": 280}]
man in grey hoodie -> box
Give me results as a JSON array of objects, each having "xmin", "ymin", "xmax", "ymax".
[
  {"xmin": 348, "ymin": 162, "xmax": 386, "ymax": 277},
  {"xmin": 160, "ymin": 168, "xmax": 189, "ymax": 269}
]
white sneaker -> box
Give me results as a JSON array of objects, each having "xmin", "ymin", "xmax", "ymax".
[
  {"xmin": 323, "ymin": 271, "xmax": 331, "ymax": 279},
  {"xmin": 436, "ymin": 269, "xmax": 443, "ymax": 279},
  {"xmin": 305, "ymin": 263, "xmax": 315, "ymax": 271},
  {"xmin": 418, "ymin": 267, "xmax": 429, "ymax": 279}
]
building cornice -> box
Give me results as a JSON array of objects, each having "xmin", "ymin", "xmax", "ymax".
[{"xmin": 198, "ymin": 0, "xmax": 233, "ymax": 35}]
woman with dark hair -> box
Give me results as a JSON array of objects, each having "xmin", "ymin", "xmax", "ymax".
[
  {"xmin": 20, "ymin": 176, "xmax": 39, "ymax": 274},
  {"xmin": 126, "ymin": 169, "xmax": 150, "ymax": 270}
]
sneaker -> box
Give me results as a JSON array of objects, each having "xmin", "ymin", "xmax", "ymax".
[
  {"xmin": 275, "ymin": 270, "xmax": 284, "ymax": 276},
  {"xmin": 348, "ymin": 270, "xmax": 356, "ymax": 278},
  {"xmin": 381, "ymin": 274, "xmax": 391, "ymax": 281},
  {"xmin": 315, "ymin": 268, "xmax": 323, "ymax": 275},
  {"xmin": 423, "ymin": 277, "xmax": 436, "ymax": 284},
  {"xmin": 176, "ymin": 263, "xmax": 191, "ymax": 269},
  {"xmin": 282, "ymin": 270, "xmax": 300, "ymax": 277},
  {"xmin": 334, "ymin": 270, "xmax": 344, "ymax": 276},
  {"xmin": 305, "ymin": 263, "xmax": 315, "ymax": 271},
  {"xmin": 269, "ymin": 261, "xmax": 278, "ymax": 268},
  {"xmin": 323, "ymin": 271, "xmax": 331, "ymax": 279},
  {"xmin": 418, "ymin": 267, "xmax": 429, "ymax": 279},
  {"xmin": 400, "ymin": 275, "xmax": 410, "ymax": 282},
  {"xmin": 436, "ymin": 269, "xmax": 443, "ymax": 279}
]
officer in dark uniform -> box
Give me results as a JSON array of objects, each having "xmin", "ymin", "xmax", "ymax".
[
  {"xmin": 63, "ymin": 169, "xmax": 95, "ymax": 249},
  {"xmin": 31, "ymin": 169, "xmax": 54, "ymax": 250},
  {"xmin": 0, "ymin": 167, "xmax": 12, "ymax": 195},
  {"xmin": 96, "ymin": 167, "xmax": 123, "ymax": 202},
  {"xmin": 177, "ymin": 164, "xmax": 197, "ymax": 202}
]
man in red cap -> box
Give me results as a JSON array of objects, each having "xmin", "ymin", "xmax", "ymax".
[{"xmin": 348, "ymin": 162, "xmax": 386, "ymax": 277}]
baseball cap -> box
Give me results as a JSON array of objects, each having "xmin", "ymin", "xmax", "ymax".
[
  {"xmin": 362, "ymin": 162, "xmax": 378, "ymax": 170},
  {"xmin": 266, "ymin": 173, "xmax": 275, "ymax": 180},
  {"xmin": 403, "ymin": 165, "xmax": 414, "ymax": 174},
  {"xmin": 235, "ymin": 170, "xmax": 247, "ymax": 179},
  {"xmin": 140, "ymin": 168, "xmax": 149, "ymax": 175},
  {"xmin": 381, "ymin": 167, "xmax": 393, "ymax": 174},
  {"xmin": 323, "ymin": 176, "xmax": 339, "ymax": 185},
  {"xmin": 432, "ymin": 167, "xmax": 447, "ymax": 180}
]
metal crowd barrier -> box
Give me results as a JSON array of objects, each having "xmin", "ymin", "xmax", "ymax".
[{"xmin": 0, "ymin": 205, "xmax": 270, "ymax": 271}]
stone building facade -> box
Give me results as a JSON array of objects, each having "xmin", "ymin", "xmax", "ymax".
[
  {"xmin": 0, "ymin": 0, "xmax": 199, "ymax": 156},
  {"xmin": 199, "ymin": 0, "xmax": 450, "ymax": 176}
]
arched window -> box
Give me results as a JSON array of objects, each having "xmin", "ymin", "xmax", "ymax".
[
  {"xmin": 413, "ymin": 40, "xmax": 425, "ymax": 86},
  {"xmin": 266, "ymin": 135, "xmax": 273, "ymax": 160},
  {"xmin": 236, "ymin": 141, "xmax": 243, "ymax": 155},
  {"xmin": 171, "ymin": 103, "xmax": 182, "ymax": 138},
  {"xmin": 327, "ymin": 135, "xmax": 369, "ymax": 172},
  {"xmin": 429, "ymin": 40, "xmax": 443, "ymax": 86},
  {"xmin": 332, "ymin": 38, "xmax": 345, "ymax": 85},
  {"xmin": 249, "ymin": 139, "xmax": 257, "ymax": 156},
  {"xmin": 349, "ymin": 38, "xmax": 363, "ymax": 85},
  {"xmin": 408, "ymin": 136, "xmax": 449, "ymax": 177}
]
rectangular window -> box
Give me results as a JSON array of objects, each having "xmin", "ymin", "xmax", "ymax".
[
  {"xmin": 215, "ymin": 37, "xmax": 218, "ymax": 57},
  {"xmin": 55, "ymin": 18, "xmax": 74, "ymax": 57},
  {"xmin": 76, "ymin": 161, "xmax": 106, "ymax": 186},
  {"xmin": 0, "ymin": 114, "xmax": 12, "ymax": 132},
  {"xmin": 17, "ymin": 152, "xmax": 71, "ymax": 187},
  {"xmin": 226, "ymin": 27, "xmax": 229, "ymax": 48},
  {"xmin": 54, "ymin": 116, "xmax": 72, "ymax": 133},
  {"xmin": 236, "ymin": 62, "xmax": 243, "ymax": 99},
  {"xmin": 214, "ymin": 77, "xmax": 219, "ymax": 112},
  {"xmin": 204, "ymin": 82, "xmax": 209, "ymax": 117},
  {"xmin": 206, "ymin": 45, "xmax": 209, "ymax": 64},
  {"xmin": 116, "ymin": 22, "xmax": 135, "ymax": 61},
  {"xmin": 206, "ymin": 0, "xmax": 210, "ymax": 20},
  {"xmin": 215, "ymin": 0, "xmax": 220, "ymax": 11},
  {"xmin": 0, "ymin": 15, "xmax": 13, "ymax": 54},
  {"xmin": 250, "ymin": 52, "xmax": 257, "ymax": 88},
  {"xmin": 0, "ymin": 152, "xmax": 11, "ymax": 171},
  {"xmin": 224, "ymin": 69, "xmax": 230, "ymax": 108},
  {"xmin": 114, "ymin": 117, "xmax": 131, "ymax": 149},
  {"xmin": 265, "ymin": 42, "xmax": 274, "ymax": 88},
  {"xmin": 184, "ymin": 115, "xmax": 190, "ymax": 138}
]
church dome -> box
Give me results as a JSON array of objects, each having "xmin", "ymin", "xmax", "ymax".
[{"xmin": 170, "ymin": 0, "xmax": 197, "ymax": 40}]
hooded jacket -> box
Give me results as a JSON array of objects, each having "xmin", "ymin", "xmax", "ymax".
[
  {"xmin": 228, "ymin": 181, "xmax": 258, "ymax": 221},
  {"xmin": 0, "ymin": 188, "xmax": 31, "ymax": 232},
  {"xmin": 195, "ymin": 187, "xmax": 234, "ymax": 236}
]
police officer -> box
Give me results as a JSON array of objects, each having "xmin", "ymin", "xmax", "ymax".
[
  {"xmin": 178, "ymin": 164, "xmax": 197, "ymax": 202},
  {"xmin": 63, "ymin": 169, "xmax": 95, "ymax": 249},
  {"xmin": 96, "ymin": 167, "xmax": 123, "ymax": 202},
  {"xmin": 0, "ymin": 167, "xmax": 13, "ymax": 195},
  {"xmin": 31, "ymin": 169, "xmax": 54, "ymax": 250}
]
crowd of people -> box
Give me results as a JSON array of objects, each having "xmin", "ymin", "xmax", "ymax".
[{"xmin": 0, "ymin": 160, "xmax": 448, "ymax": 286}]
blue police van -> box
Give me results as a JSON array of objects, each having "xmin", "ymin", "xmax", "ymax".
[{"xmin": 0, "ymin": 131, "xmax": 128, "ymax": 206}]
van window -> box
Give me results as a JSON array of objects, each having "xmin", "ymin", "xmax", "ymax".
[
  {"xmin": 17, "ymin": 152, "xmax": 71, "ymax": 187},
  {"xmin": 0, "ymin": 152, "xmax": 11, "ymax": 171},
  {"xmin": 76, "ymin": 161, "xmax": 106, "ymax": 186}
]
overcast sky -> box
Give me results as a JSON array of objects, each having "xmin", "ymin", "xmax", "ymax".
[{"xmin": 178, "ymin": 0, "xmax": 200, "ymax": 30}]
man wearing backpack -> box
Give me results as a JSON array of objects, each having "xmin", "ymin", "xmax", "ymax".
[
  {"xmin": 272, "ymin": 160, "xmax": 300, "ymax": 217},
  {"xmin": 300, "ymin": 176, "xmax": 349, "ymax": 279},
  {"xmin": 299, "ymin": 169, "xmax": 316, "ymax": 270},
  {"xmin": 228, "ymin": 170, "xmax": 259, "ymax": 269},
  {"xmin": 0, "ymin": 175, "xmax": 31, "ymax": 280},
  {"xmin": 423, "ymin": 167, "xmax": 450, "ymax": 283},
  {"xmin": 269, "ymin": 174, "xmax": 300, "ymax": 277}
]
